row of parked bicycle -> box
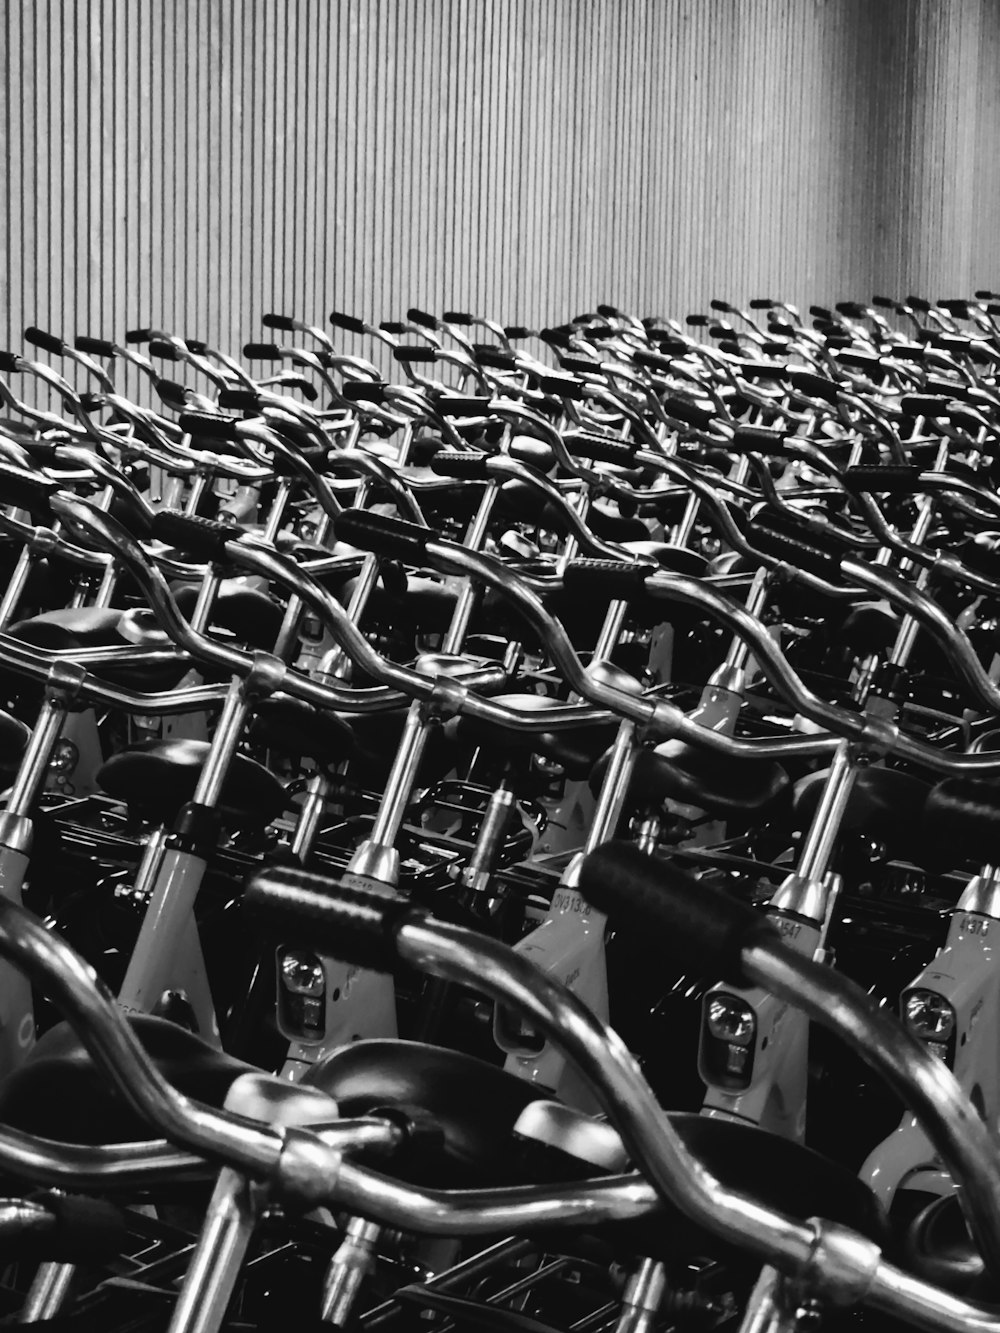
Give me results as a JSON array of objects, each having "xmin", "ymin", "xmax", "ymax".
[{"xmin": 0, "ymin": 292, "xmax": 997, "ymax": 1329}]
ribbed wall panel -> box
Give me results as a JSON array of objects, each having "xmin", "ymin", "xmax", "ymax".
[{"xmin": 2, "ymin": 0, "xmax": 999, "ymax": 396}]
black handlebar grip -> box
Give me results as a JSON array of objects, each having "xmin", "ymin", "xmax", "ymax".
[
  {"xmin": 329, "ymin": 310, "xmax": 367, "ymax": 335},
  {"xmin": 595, "ymin": 303, "xmax": 622, "ymax": 319},
  {"xmin": 736, "ymin": 360, "xmax": 787, "ymax": 382},
  {"xmin": 749, "ymin": 298, "xmax": 779, "ymax": 309},
  {"xmin": 663, "ymin": 396, "xmax": 714, "ymax": 430},
  {"xmin": 835, "ymin": 350, "xmax": 882, "ymax": 371},
  {"xmin": 730, "ymin": 425, "xmax": 789, "ymax": 453},
  {"xmin": 786, "ymin": 369, "xmax": 840, "ymax": 404},
  {"xmin": 154, "ymin": 379, "xmax": 189, "ymax": 409},
  {"xmin": 900, "ymin": 394, "xmax": 952, "ymax": 418},
  {"xmin": 185, "ymin": 338, "xmax": 208, "ymax": 356},
  {"xmin": 871, "ymin": 295, "xmax": 898, "ymax": 310},
  {"xmin": 579, "ymin": 842, "xmax": 778, "ymax": 986},
  {"xmin": 152, "ymin": 510, "xmax": 236, "ymax": 562},
  {"xmin": 563, "ymin": 558, "xmax": 656, "ymax": 603},
  {"xmin": 124, "ymin": 328, "xmax": 154, "ymax": 344},
  {"xmin": 148, "ymin": 339, "xmax": 181, "ymax": 361},
  {"xmin": 633, "ymin": 350, "xmax": 674, "ymax": 373},
  {"xmin": 809, "ymin": 305, "xmax": 833, "ymax": 321},
  {"xmin": 938, "ymin": 299, "xmax": 971, "ymax": 318},
  {"xmin": 503, "ymin": 325, "xmax": 532, "ymax": 340},
  {"xmin": 559, "ymin": 355, "xmax": 603, "ymax": 375},
  {"xmin": 442, "ymin": 310, "xmax": 475, "ymax": 325},
  {"xmin": 428, "ymin": 451, "xmax": 491, "ymax": 480},
  {"xmin": 565, "ymin": 434, "xmax": 637, "ymax": 466},
  {"xmin": 753, "ymin": 505, "xmax": 855, "ymax": 556},
  {"xmin": 393, "ymin": 346, "xmax": 438, "ymax": 364},
  {"xmin": 342, "ymin": 381, "xmax": 388, "ymax": 403},
  {"xmin": 647, "ymin": 334, "xmax": 689, "ymax": 355},
  {"xmin": 0, "ymin": 462, "xmax": 57, "ymax": 515},
  {"xmin": 74, "ymin": 335, "xmax": 116, "ymax": 357},
  {"xmin": 243, "ymin": 342, "xmax": 283, "ymax": 361},
  {"xmin": 24, "ymin": 327, "xmax": 66, "ymax": 356},
  {"xmin": 243, "ymin": 864, "xmax": 422, "ymax": 973},
  {"xmin": 747, "ymin": 516, "xmax": 842, "ymax": 580},
  {"xmin": 474, "ymin": 347, "xmax": 517, "ymax": 370},
  {"xmin": 435, "ymin": 395, "xmax": 492, "ymax": 417},
  {"xmin": 924, "ymin": 377, "xmax": 971, "ymax": 401},
  {"xmin": 906, "ymin": 296, "xmax": 932, "ymax": 312},
  {"xmin": 262, "ymin": 313, "xmax": 297, "ymax": 332},
  {"xmin": 217, "ymin": 388, "xmax": 262, "ymax": 412},
  {"xmin": 178, "ymin": 411, "xmax": 241, "ymax": 442},
  {"xmin": 841, "ymin": 465, "xmax": 924, "ymax": 495},
  {"xmin": 407, "ymin": 308, "xmax": 438, "ymax": 330},
  {"xmin": 335, "ymin": 507, "xmax": 431, "ymax": 562},
  {"xmin": 379, "ymin": 320, "xmax": 407, "ymax": 335},
  {"xmin": 0, "ymin": 351, "xmax": 22, "ymax": 374},
  {"xmin": 276, "ymin": 375, "xmax": 319, "ymax": 402},
  {"xmin": 709, "ymin": 299, "xmax": 734, "ymax": 314},
  {"xmin": 887, "ymin": 345, "xmax": 925, "ymax": 363},
  {"xmin": 708, "ymin": 323, "xmax": 734, "ymax": 339},
  {"xmin": 835, "ymin": 301, "xmax": 868, "ymax": 319}
]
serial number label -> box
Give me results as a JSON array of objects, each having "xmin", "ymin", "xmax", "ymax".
[
  {"xmin": 553, "ymin": 891, "xmax": 586, "ymax": 915},
  {"xmin": 962, "ymin": 916, "xmax": 990, "ymax": 936}
]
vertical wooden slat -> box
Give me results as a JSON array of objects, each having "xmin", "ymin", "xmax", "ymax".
[{"xmin": 4, "ymin": 0, "xmax": 1000, "ymax": 370}]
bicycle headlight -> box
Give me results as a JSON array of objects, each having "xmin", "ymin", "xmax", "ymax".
[
  {"xmin": 903, "ymin": 988, "xmax": 956, "ymax": 1065},
  {"xmin": 706, "ymin": 995, "xmax": 756, "ymax": 1046}
]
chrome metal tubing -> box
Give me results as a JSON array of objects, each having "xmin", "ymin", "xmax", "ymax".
[
  {"xmin": 0, "ymin": 899, "xmax": 285, "ymax": 1180},
  {"xmin": 393, "ymin": 917, "xmax": 817, "ymax": 1273},
  {"xmin": 743, "ymin": 936, "xmax": 1000, "ymax": 1278}
]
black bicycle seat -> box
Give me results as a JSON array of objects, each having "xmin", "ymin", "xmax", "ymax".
[
  {"xmin": 620, "ymin": 541, "xmax": 709, "ymax": 577},
  {"xmin": 173, "ymin": 580, "xmax": 286, "ymax": 650},
  {"xmin": 903, "ymin": 1192, "xmax": 991, "ymax": 1298},
  {"xmin": 97, "ymin": 738, "xmax": 287, "ymax": 827},
  {"xmin": 601, "ymin": 1112, "xmax": 886, "ymax": 1263},
  {"xmin": 249, "ymin": 694, "xmax": 358, "ymax": 765},
  {"xmin": 794, "ymin": 767, "xmax": 932, "ymax": 858},
  {"xmin": 838, "ymin": 601, "xmax": 900, "ymax": 657},
  {"xmin": 343, "ymin": 574, "xmax": 458, "ymax": 635},
  {"xmin": 8, "ymin": 607, "xmax": 126, "ymax": 650},
  {"xmin": 303, "ymin": 1039, "xmax": 544, "ymax": 1188},
  {"xmin": 0, "ymin": 1014, "xmax": 255, "ymax": 1145},
  {"xmin": 0, "ymin": 708, "xmax": 30, "ymax": 776},
  {"xmin": 922, "ymin": 776, "xmax": 1000, "ymax": 866},
  {"xmin": 593, "ymin": 741, "xmax": 790, "ymax": 820}
]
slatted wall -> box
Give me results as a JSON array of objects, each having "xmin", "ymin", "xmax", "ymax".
[{"xmin": 1, "ymin": 0, "xmax": 999, "ymax": 376}]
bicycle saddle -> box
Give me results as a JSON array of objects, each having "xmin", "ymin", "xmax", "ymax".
[
  {"xmin": 303, "ymin": 1039, "xmax": 547, "ymax": 1189},
  {"xmin": 0, "ymin": 1014, "xmax": 255, "ymax": 1145},
  {"xmin": 173, "ymin": 580, "xmax": 285, "ymax": 650},
  {"xmin": 838, "ymin": 601, "xmax": 900, "ymax": 656},
  {"xmin": 922, "ymin": 776, "xmax": 1000, "ymax": 866},
  {"xmin": 8, "ymin": 607, "xmax": 127, "ymax": 650},
  {"xmin": 903, "ymin": 1192, "xmax": 992, "ymax": 1298},
  {"xmin": 0, "ymin": 708, "xmax": 29, "ymax": 776},
  {"xmin": 344, "ymin": 573, "xmax": 458, "ymax": 635},
  {"xmin": 8, "ymin": 606, "xmax": 192, "ymax": 690},
  {"xmin": 339, "ymin": 707, "xmax": 459, "ymax": 786},
  {"xmin": 793, "ymin": 767, "xmax": 932, "ymax": 860},
  {"xmin": 620, "ymin": 541, "xmax": 709, "ymax": 577},
  {"xmin": 97, "ymin": 739, "xmax": 287, "ymax": 827},
  {"xmin": 452, "ymin": 693, "xmax": 619, "ymax": 781},
  {"xmin": 591, "ymin": 742, "xmax": 790, "ymax": 820},
  {"xmin": 515, "ymin": 1103, "xmax": 887, "ymax": 1258},
  {"xmin": 249, "ymin": 693, "xmax": 358, "ymax": 765}
]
